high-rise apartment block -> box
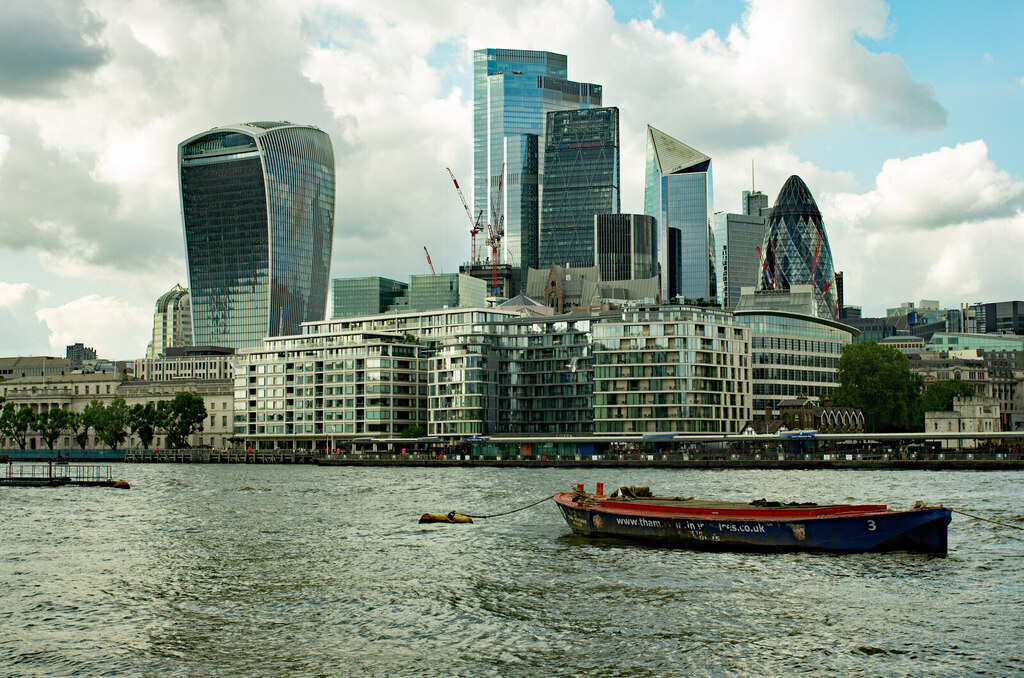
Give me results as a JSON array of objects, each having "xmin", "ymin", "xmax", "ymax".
[
  {"xmin": 473, "ymin": 49, "xmax": 601, "ymax": 270},
  {"xmin": 179, "ymin": 122, "xmax": 335, "ymax": 349},
  {"xmin": 539, "ymin": 107, "xmax": 620, "ymax": 268},
  {"xmin": 644, "ymin": 126, "xmax": 716, "ymax": 302}
]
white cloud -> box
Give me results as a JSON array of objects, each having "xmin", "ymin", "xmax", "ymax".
[
  {"xmin": 35, "ymin": 294, "xmax": 151, "ymax": 359},
  {"xmin": 0, "ymin": 281, "xmax": 50, "ymax": 313},
  {"xmin": 822, "ymin": 140, "xmax": 1024, "ymax": 232}
]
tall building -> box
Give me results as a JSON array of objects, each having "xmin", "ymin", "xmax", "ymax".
[
  {"xmin": 179, "ymin": 122, "xmax": 335, "ymax": 349},
  {"xmin": 66, "ymin": 343, "xmax": 98, "ymax": 363},
  {"xmin": 757, "ymin": 175, "xmax": 837, "ymax": 319},
  {"xmin": 146, "ymin": 283, "xmax": 192, "ymax": 358},
  {"xmin": 741, "ymin": 190, "xmax": 769, "ymax": 216},
  {"xmin": 539, "ymin": 107, "xmax": 620, "ymax": 268},
  {"xmin": 712, "ymin": 212, "xmax": 767, "ymax": 310},
  {"xmin": 473, "ymin": 49, "xmax": 602, "ymax": 270},
  {"xmin": 332, "ymin": 277, "xmax": 408, "ymax": 319},
  {"xmin": 644, "ymin": 126, "xmax": 715, "ymax": 302},
  {"xmin": 594, "ymin": 214, "xmax": 657, "ymax": 281},
  {"xmin": 392, "ymin": 274, "xmax": 487, "ymax": 312}
]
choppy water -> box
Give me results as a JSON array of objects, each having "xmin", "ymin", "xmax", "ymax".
[{"xmin": 2, "ymin": 465, "xmax": 1023, "ymax": 677}]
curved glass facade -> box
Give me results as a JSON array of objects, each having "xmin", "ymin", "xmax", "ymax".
[
  {"xmin": 757, "ymin": 175, "xmax": 837, "ymax": 319},
  {"xmin": 180, "ymin": 123, "xmax": 335, "ymax": 350},
  {"xmin": 734, "ymin": 310, "xmax": 854, "ymax": 417}
]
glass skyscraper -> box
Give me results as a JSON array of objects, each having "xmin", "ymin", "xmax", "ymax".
[
  {"xmin": 473, "ymin": 48, "xmax": 601, "ymax": 270},
  {"xmin": 644, "ymin": 126, "xmax": 715, "ymax": 302},
  {"xmin": 712, "ymin": 212, "xmax": 767, "ymax": 310},
  {"xmin": 756, "ymin": 175, "xmax": 838, "ymax": 319},
  {"xmin": 594, "ymin": 214, "xmax": 657, "ymax": 281},
  {"xmin": 539, "ymin": 107, "xmax": 620, "ymax": 268},
  {"xmin": 179, "ymin": 122, "xmax": 335, "ymax": 349}
]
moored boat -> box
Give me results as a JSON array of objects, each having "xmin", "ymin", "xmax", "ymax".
[{"xmin": 555, "ymin": 484, "xmax": 952, "ymax": 555}]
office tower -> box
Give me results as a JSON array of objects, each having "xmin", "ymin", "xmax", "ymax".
[
  {"xmin": 644, "ymin": 125, "xmax": 715, "ymax": 302},
  {"xmin": 331, "ymin": 277, "xmax": 408, "ymax": 319},
  {"xmin": 742, "ymin": 190, "xmax": 769, "ymax": 216},
  {"xmin": 757, "ymin": 175, "xmax": 837, "ymax": 319},
  {"xmin": 179, "ymin": 122, "xmax": 335, "ymax": 349},
  {"xmin": 712, "ymin": 212, "xmax": 767, "ymax": 310},
  {"xmin": 595, "ymin": 214, "xmax": 657, "ymax": 281},
  {"xmin": 539, "ymin": 107, "xmax": 620, "ymax": 268},
  {"xmin": 146, "ymin": 283, "xmax": 193, "ymax": 358},
  {"xmin": 473, "ymin": 48, "xmax": 602, "ymax": 270}
]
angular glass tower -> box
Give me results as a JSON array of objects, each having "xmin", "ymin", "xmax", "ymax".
[
  {"xmin": 539, "ymin": 107, "xmax": 620, "ymax": 268},
  {"xmin": 179, "ymin": 122, "xmax": 335, "ymax": 349},
  {"xmin": 473, "ymin": 49, "xmax": 601, "ymax": 270},
  {"xmin": 757, "ymin": 175, "xmax": 838, "ymax": 319},
  {"xmin": 644, "ymin": 126, "xmax": 715, "ymax": 302}
]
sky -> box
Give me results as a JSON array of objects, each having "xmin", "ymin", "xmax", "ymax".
[{"xmin": 1, "ymin": 0, "xmax": 1022, "ymax": 359}]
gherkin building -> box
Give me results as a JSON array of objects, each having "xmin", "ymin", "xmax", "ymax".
[{"xmin": 757, "ymin": 175, "xmax": 838, "ymax": 319}]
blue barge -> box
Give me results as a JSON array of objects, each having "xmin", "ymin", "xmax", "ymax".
[{"xmin": 555, "ymin": 485, "xmax": 952, "ymax": 555}]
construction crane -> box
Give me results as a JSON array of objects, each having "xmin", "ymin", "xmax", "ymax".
[
  {"xmin": 484, "ymin": 162, "xmax": 505, "ymax": 296},
  {"xmin": 446, "ymin": 168, "xmax": 484, "ymax": 265},
  {"xmin": 423, "ymin": 246, "xmax": 436, "ymax": 275}
]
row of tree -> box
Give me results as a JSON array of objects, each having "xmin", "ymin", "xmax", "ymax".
[
  {"xmin": 0, "ymin": 392, "xmax": 208, "ymax": 451},
  {"xmin": 833, "ymin": 341, "xmax": 976, "ymax": 433}
]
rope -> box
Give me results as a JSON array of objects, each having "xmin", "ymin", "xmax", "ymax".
[
  {"xmin": 458, "ymin": 493, "xmax": 556, "ymax": 519},
  {"xmin": 948, "ymin": 507, "xmax": 1024, "ymax": 531}
]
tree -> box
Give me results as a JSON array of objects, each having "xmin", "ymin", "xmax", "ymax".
[
  {"xmin": 33, "ymin": 408, "xmax": 73, "ymax": 450},
  {"xmin": 95, "ymin": 398, "xmax": 130, "ymax": 450},
  {"xmin": 158, "ymin": 392, "xmax": 207, "ymax": 449},
  {"xmin": 80, "ymin": 399, "xmax": 106, "ymax": 449},
  {"xmin": 128, "ymin": 402, "xmax": 159, "ymax": 449},
  {"xmin": 921, "ymin": 379, "xmax": 976, "ymax": 414},
  {"xmin": 1, "ymin": 402, "xmax": 37, "ymax": 450},
  {"xmin": 399, "ymin": 425, "xmax": 427, "ymax": 438},
  {"xmin": 832, "ymin": 341, "xmax": 924, "ymax": 433},
  {"xmin": 68, "ymin": 412, "xmax": 91, "ymax": 450}
]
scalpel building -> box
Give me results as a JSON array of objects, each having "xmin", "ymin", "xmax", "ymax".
[{"xmin": 179, "ymin": 122, "xmax": 335, "ymax": 350}]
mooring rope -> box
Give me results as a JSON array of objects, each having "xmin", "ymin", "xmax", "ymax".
[
  {"xmin": 458, "ymin": 493, "xmax": 556, "ymax": 519},
  {"xmin": 947, "ymin": 507, "xmax": 1024, "ymax": 531}
]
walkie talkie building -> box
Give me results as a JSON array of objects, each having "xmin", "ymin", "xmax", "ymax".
[{"xmin": 178, "ymin": 122, "xmax": 335, "ymax": 349}]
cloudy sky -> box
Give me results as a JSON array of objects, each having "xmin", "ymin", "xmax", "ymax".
[{"xmin": 1, "ymin": 0, "xmax": 1022, "ymax": 359}]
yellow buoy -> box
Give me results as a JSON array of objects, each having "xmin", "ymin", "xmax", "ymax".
[
  {"xmin": 113, "ymin": 480, "xmax": 131, "ymax": 489},
  {"xmin": 418, "ymin": 511, "xmax": 473, "ymax": 524}
]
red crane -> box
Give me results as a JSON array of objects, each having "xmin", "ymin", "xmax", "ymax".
[
  {"xmin": 446, "ymin": 168, "xmax": 484, "ymax": 265},
  {"xmin": 484, "ymin": 162, "xmax": 505, "ymax": 296},
  {"xmin": 423, "ymin": 246, "xmax": 436, "ymax": 275}
]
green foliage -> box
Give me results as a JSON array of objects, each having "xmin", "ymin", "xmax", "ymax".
[
  {"xmin": 1, "ymin": 402, "xmax": 36, "ymax": 449},
  {"xmin": 33, "ymin": 408, "xmax": 73, "ymax": 450},
  {"xmin": 398, "ymin": 425, "xmax": 427, "ymax": 438},
  {"xmin": 128, "ymin": 402, "xmax": 159, "ymax": 449},
  {"xmin": 67, "ymin": 411, "xmax": 91, "ymax": 450},
  {"xmin": 157, "ymin": 392, "xmax": 207, "ymax": 449},
  {"xmin": 833, "ymin": 341, "xmax": 924, "ymax": 433},
  {"xmin": 920, "ymin": 379, "xmax": 976, "ymax": 414},
  {"xmin": 95, "ymin": 398, "xmax": 130, "ymax": 450}
]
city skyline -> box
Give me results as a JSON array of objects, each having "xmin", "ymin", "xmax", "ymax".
[{"xmin": 1, "ymin": 0, "xmax": 1022, "ymax": 358}]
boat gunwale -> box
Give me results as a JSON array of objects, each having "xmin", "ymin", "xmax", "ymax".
[{"xmin": 554, "ymin": 492, "xmax": 933, "ymax": 522}]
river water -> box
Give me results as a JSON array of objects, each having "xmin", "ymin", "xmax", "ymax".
[{"xmin": 2, "ymin": 465, "xmax": 1022, "ymax": 677}]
